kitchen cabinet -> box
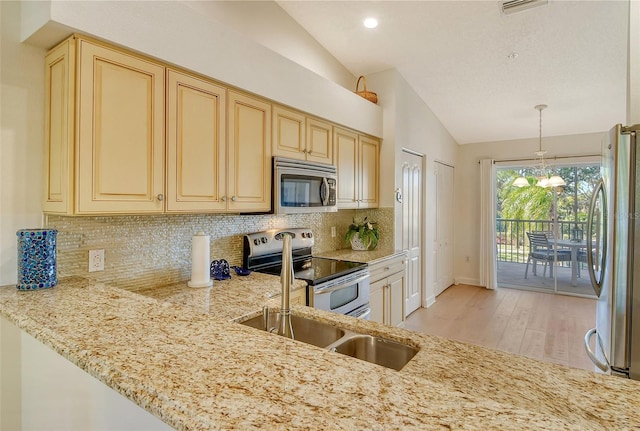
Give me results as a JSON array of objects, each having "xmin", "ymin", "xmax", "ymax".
[
  {"xmin": 44, "ymin": 36, "xmax": 273, "ymax": 214},
  {"xmin": 334, "ymin": 126, "xmax": 379, "ymax": 209},
  {"xmin": 44, "ymin": 36, "xmax": 165, "ymax": 214},
  {"xmin": 166, "ymin": 70, "xmax": 226, "ymax": 212},
  {"xmin": 43, "ymin": 38, "xmax": 75, "ymax": 214},
  {"xmin": 368, "ymin": 254, "xmax": 407, "ymax": 326},
  {"xmin": 290, "ymin": 287, "xmax": 306, "ymax": 306},
  {"xmin": 77, "ymin": 38, "xmax": 166, "ymax": 214},
  {"xmin": 227, "ymin": 91, "xmax": 272, "ymax": 212},
  {"xmin": 272, "ymin": 105, "xmax": 333, "ymax": 164}
]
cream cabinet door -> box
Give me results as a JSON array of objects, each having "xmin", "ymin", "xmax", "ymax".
[
  {"xmin": 167, "ymin": 70, "xmax": 226, "ymax": 212},
  {"xmin": 227, "ymin": 91, "xmax": 272, "ymax": 212},
  {"xmin": 388, "ymin": 270, "xmax": 406, "ymax": 327},
  {"xmin": 369, "ymin": 278, "xmax": 386, "ymax": 324},
  {"xmin": 358, "ymin": 135, "xmax": 379, "ymax": 208},
  {"xmin": 306, "ymin": 117, "xmax": 333, "ymax": 164},
  {"xmin": 334, "ymin": 127, "xmax": 359, "ymax": 208},
  {"xmin": 77, "ymin": 40, "xmax": 165, "ymax": 213},
  {"xmin": 43, "ymin": 38, "xmax": 75, "ymax": 214},
  {"xmin": 272, "ymin": 105, "xmax": 305, "ymax": 160}
]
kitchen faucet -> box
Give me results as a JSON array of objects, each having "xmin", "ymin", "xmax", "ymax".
[{"xmin": 278, "ymin": 233, "xmax": 295, "ymax": 339}]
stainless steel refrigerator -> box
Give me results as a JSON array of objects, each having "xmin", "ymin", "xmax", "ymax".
[{"xmin": 584, "ymin": 124, "xmax": 640, "ymax": 379}]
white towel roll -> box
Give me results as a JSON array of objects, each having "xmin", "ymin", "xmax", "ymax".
[{"xmin": 188, "ymin": 231, "xmax": 213, "ymax": 288}]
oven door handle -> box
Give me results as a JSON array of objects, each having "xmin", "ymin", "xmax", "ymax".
[{"xmin": 314, "ymin": 274, "xmax": 369, "ymax": 295}]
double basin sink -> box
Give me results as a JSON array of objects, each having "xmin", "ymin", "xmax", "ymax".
[{"xmin": 240, "ymin": 308, "xmax": 419, "ymax": 371}]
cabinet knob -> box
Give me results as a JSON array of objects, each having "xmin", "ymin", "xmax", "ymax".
[
  {"xmin": 231, "ymin": 196, "xmax": 237, "ymax": 201},
  {"xmin": 307, "ymin": 150, "xmax": 312, "ymax": 155},
  {"xmin": 222, "ymin": 196, "xmax": 227, "ymax": 202},
  {"xmin": 157, "ymin": 194, "xmax": 164, "ymax": 201},
  {"xmin": 384, "ymin": 267, "xmax": 390, "ymax": 271}
]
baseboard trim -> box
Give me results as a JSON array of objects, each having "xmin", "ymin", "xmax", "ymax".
[
  {"xmin": 455, "ymin": 277, "xmax": 481, "ymax": 287},
  {"xmin": 424, "ymin": 295, "xmax": 436, "ymax": 308}
]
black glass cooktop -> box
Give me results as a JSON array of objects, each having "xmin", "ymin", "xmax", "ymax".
[{"xmin": 259, "ymin": 257, "xmax": 366, "ymax": 286}]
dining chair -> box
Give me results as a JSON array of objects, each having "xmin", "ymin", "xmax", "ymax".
[{"xmin": 525, "ymin": 232, "xmax": 572, "ymax": 279}]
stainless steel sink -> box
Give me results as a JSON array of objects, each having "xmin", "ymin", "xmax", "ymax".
[
  {"xmin": 240, "ymin": 309, "xmax": 345, "ymax": 348},
  {"xmin": 239, "ymin": 309, "xmax": 419, "ymax": 371},
  {"xmin": 328, "ymin": 335, "xmax": 419, "ymax": 371}
]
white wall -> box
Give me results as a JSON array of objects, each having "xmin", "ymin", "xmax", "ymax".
[
  {"xmin": 21, "ymin": 0, "xmax": 381, "ymax": 138},
  {"xmin": 183, "ymin": 1, "xmax": 356, "ymax": 90},
  {"xmin": 454, "ymin": 133, "xmax": 604, "ymax": 286},
  {"xmin": 0, "ymin": 0, "xmax": 47, "ymax": 286},
  {"xmin": 366, "ymin": 69, "xmax": 458, "ymax": 306}
]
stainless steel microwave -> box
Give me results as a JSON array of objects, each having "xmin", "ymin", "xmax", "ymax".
[{"xmin": 273, "ymin": 157, "xmax": 337, "ymax": 214}]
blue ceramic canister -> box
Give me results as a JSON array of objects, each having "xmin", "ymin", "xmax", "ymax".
[{"xmin": 16, "ymin": 229, "xmax": 58, "ymax": 290}]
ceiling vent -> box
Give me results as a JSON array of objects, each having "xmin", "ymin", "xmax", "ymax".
[{"xmin": 501, "ymin": 0, "xmax": 548, "ymax": 15}]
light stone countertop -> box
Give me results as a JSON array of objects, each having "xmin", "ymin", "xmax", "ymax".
[{"xmin": 1, "ymin": 274, "xmax": 639, "ymax": 430}]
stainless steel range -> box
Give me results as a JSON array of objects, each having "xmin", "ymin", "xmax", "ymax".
[{"xmin": 243, "ymin": 228, "xmax": 370, "ymax": 319}]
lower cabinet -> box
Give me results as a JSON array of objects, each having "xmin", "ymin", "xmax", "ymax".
[
  {"xmin": 369, "ymin": 254, "xmax": 407, "ymax": 327},
  {"xmin": 290, "ymin": 286, "xmax": 306, "ymax": 306}
]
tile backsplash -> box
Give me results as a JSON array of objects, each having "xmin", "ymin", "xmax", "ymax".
[{"xmin": 46, "ymin": 208, "xmax": 393, "ymax": 292}]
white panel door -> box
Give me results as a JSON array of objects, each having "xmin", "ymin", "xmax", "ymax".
[
  {"xmin": 435, "ymin": 161, "xmax": 455, "ymax": 296},
  {"xmin": 402, "ymin": 150, "xmax": 423, "ymax": 316}
]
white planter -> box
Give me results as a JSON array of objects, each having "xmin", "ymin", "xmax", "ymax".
[{"xmin": 350, "ymin": 235, "xmax": 370, "ymax": 251}]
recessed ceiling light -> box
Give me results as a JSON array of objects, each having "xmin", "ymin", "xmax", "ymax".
[{"xmin": 363, "ymin": 17, "xmax": 378, "ymax": 29}]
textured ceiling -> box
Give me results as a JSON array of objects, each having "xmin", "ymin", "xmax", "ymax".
[{"xmin": 277, "ymin": 0, "xmax": 628, "ymax": 144}]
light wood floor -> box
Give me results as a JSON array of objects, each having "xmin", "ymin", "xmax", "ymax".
[{"xmin": 404, "ymin": 284, "xmax": 597, "ymax": 371}]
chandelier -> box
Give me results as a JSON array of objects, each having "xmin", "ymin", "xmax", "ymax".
[{"xmin": 513, "ymin": 104, "xmax": 565, "ymax": 188}]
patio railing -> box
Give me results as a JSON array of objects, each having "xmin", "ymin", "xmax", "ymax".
[{"xmin": 496, "ymin": 218, "xmax": 586, "ymax": 263}]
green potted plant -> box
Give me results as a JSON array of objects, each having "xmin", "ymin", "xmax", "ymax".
[{"xmin": 345, "ymin": 217, "xmax": 380, "ymax": 250}]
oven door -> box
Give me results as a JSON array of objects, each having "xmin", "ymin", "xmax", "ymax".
[{"xmin": 311, "ymin": 271, "xmax": 370, "ymax": 316}]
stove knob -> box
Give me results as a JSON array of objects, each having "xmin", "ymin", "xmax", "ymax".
[
  {"xmin": 307, "ymin": 232, "xmax": 313, "ymax": 238},
  {"xmin": 261, "ymin": 237, "xmax": 267, "ymax": 244},
  {"xmin": 254, "ymin": 239, "xmax": 260, "ymax": 246}
]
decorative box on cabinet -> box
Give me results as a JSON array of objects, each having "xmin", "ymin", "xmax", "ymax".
[
  {"xmin": 368, "ymin": 253, "xmax": 407, "ymax": 327},
  {"xmin": 334, "ymin": 126, "xmax": 379, "ymax": 209},
  {"xmin": 272, "ymin": 105, "xmax": 333, "ymax": 164}
]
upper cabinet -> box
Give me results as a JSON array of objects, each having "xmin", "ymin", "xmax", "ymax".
[
  {"xmin": 45, "ymin": 36, "xmax": 165, "ymax": 214},
  {"xmin": 166, "ymin": 70, "xmax": 226, "ymax": 212},
  {"xmin": 44, "ymin": 39, "xmax": 75, "ymax": 214},
  {"xmin": 77, "ymin": 39, "xmax": 166, "ymax": 214},
  {"xmin": 334, "ymin": 126, "xmax": 379, "ymax": 209},
  {"xmin": 227, "ymin": 91, "xmax": 272, "ymax": 212},
  {"xmin": 43, "ymin": 35, "xmax": 376, "ymax": 215},
  {"xmin": 272, "ymin": 105, "xmax": 333, "ymax": 165}
]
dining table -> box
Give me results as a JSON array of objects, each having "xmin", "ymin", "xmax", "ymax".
[{"xmin": 550, "ymin": 239, "xmax": 588, "ymax": 286}]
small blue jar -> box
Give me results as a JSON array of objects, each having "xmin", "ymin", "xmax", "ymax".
[{"xmin": 16, "ymin": 229, "xmax": 58, "ymax": 290}]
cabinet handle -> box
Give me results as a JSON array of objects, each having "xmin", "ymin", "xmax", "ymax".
[
  {"xmin": 222, "ymin": 196, "xmax": 227, "ymax": 202},
  {"xmin": 231, "ymin": 196, "xmax": 237, "ymax": 201},
  {"xmin": 157, "ymin": 194, "xmax": 164, "ymax": 201},
  {"xmin": 384, "ymin": 267, "xmax": 390, "ymax": 271}
]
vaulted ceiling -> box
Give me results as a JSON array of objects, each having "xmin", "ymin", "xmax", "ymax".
[{"xmin": 276, "ymin": 1, "xmax": 628, "ymax": 144}]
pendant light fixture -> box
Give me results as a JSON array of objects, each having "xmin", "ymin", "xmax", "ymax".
[{"xmin": 513, "ymin": 104, "xmax": 565, "ymax": 188}]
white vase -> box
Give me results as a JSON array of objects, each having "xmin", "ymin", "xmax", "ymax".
[{"xmin": 350, "ymin": 235, "xmax": 370, "ymax": 251}]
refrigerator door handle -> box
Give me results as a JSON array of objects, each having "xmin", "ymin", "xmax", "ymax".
[
  {"xmin": 584, "ymin": 328, "xmax": 610, "ymax": 372},
  {"xmin": 586, "ymin": 178, "xmax": 606, "ymax": 297}
]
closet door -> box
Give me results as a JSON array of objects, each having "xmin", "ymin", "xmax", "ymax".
[{"xmin": 435, "ymin": 162, "xmax": 455, "ymax": 296}]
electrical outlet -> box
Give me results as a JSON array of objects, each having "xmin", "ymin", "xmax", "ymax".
[
  {"xmin": 89, "ymin": 249, "xmax": 104, "ymax": 272},
  {"xmin": 331, "ymin": 226, "xmax": 336, "ymax": 238}
]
